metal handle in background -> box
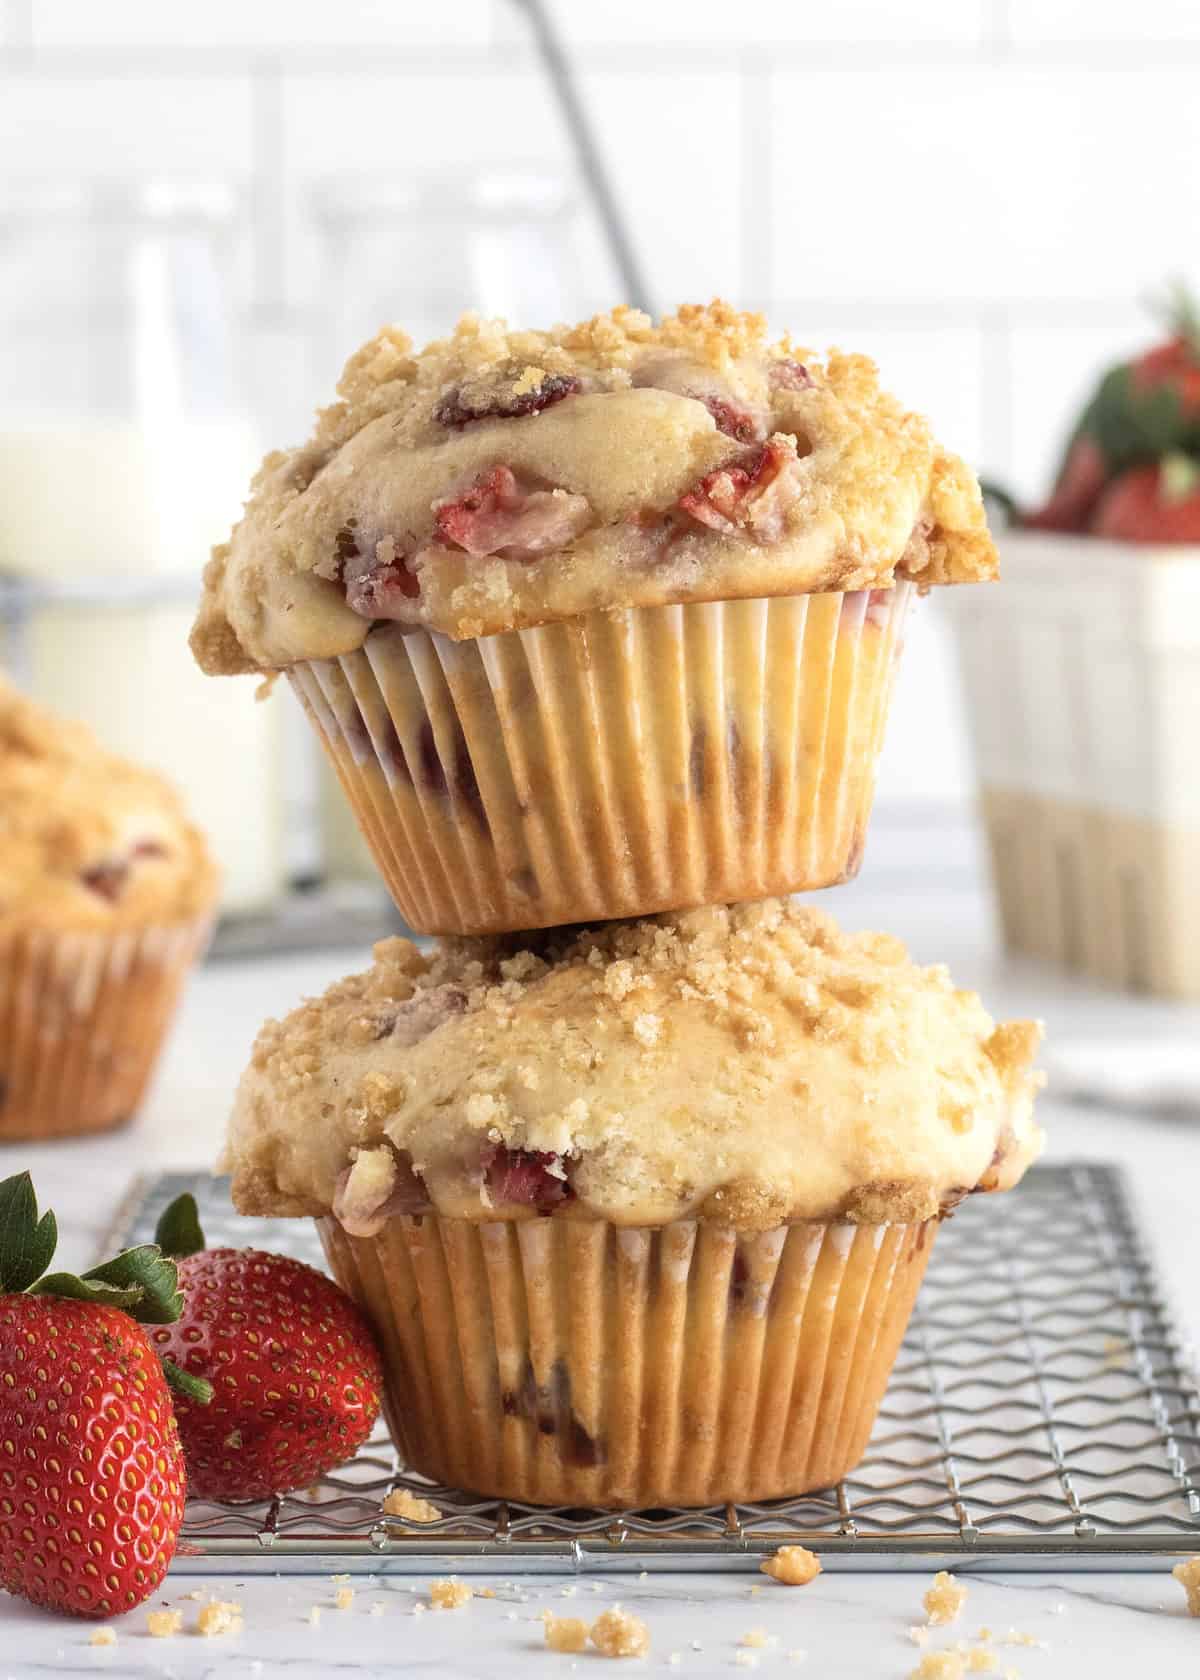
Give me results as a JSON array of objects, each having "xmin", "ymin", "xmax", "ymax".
[{"xmin": 511, "ymin": 0, "xmax": 654, "ymax": 316}]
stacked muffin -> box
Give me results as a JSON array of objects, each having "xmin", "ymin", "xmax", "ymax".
[
  {"xmin": 192, "ymin": 302, "xmax": 1043, "ymax": 1506},
  {"xmin": 0, "ymin": 677, "xmax": 217, "ymax": 1141}
]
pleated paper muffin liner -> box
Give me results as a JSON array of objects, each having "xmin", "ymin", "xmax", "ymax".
[
  {"xmin": 318, "ymin": 1212, "xmax": 934, "ymax": 1509},
  {"xmin": 290, "ymin": 585, "xmax": 911, "ymax": 936},
  {"xmin": 0, "ymin": 916, "xmax": 211, "ymax": 1142}
]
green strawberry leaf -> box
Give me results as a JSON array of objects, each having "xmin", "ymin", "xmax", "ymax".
[
  {"xmin": 0, "ymin": 1172, "xmax": 58, "ymax": 1293},
  {"xmin": 162, "ymin": 1357, "xmax": 214, "ymax": 1407},
  {"xmin": 83, "ymin": 1245, "xmax": 184, "ymax": 1325},
  {"xmin": 30, "ymin": 1271, "xmax": 147, "ymax": 1312},
  {"xmin": 154, "ymin": 1193, "xmax": 206, "ymax": 1260}
]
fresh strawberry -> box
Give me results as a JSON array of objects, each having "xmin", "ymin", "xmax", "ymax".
[
  {"xmin": 0, "ymin": 1172, "xmax": 207, "ymax": 1620},
  {"xmin": 1023, "ymin": 434, "xmax": 1108, "ymax": 532},
  {"xmin": 433, "ymin": 465, "xmax": 591, "ymax": 560},
  {"xmin": 1090, "ymin": 455, "xmax": 1200, "ymax": 543},
  {"xmin": 151, "ymin": 1195, "xmax": 383, "ymax": 1502},
  {"xmin": 1023, "ymin": 286, "xmax": 1200, "ymax": 529}
]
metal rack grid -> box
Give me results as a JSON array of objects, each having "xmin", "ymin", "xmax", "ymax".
[{"xmin": 113, "ymin": 1162, "xmax": 1200, "ymax": 1574}]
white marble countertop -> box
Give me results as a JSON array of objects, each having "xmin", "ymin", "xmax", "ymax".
[{"xmin": 3, "ymin": 880, "xmax": 1199, "ymax": 1674}]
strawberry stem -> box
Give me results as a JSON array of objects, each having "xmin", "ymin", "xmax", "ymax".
[
  {"xmin": 1150, "ymin": 278, "xmax": 1200, "ymax": 361},
  {"xmin": 162, "ymin": 1358, "xmax": 214, "ymax": 1407},
  {"xmin": 154, "ymin": 1193, "xmax": 206, "ymax": 1261}
]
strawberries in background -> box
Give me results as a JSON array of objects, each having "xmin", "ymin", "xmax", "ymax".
[{"xmin": 1022, "ymin": 284, "xmax": 1200, "ymax": 540}]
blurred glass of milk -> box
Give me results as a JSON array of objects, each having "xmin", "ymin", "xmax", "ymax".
[
  {"xmin": 0, "ymin": 181, "xmax": 282, "ymax": 915},
  {"xmin": 308, "ymin": 170, "xmax": 585, "ymax": 881}
]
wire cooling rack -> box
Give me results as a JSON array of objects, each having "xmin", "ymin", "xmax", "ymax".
[{"xmin": 110, "ymin": 1162, "xmax": 1200, "ymax": 1575}]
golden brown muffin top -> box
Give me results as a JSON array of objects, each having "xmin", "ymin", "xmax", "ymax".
[
  {"xmin": 224, "ymin": 899, "xmax": 1043, "ymax": 1230},
  {"xmin": 0, "ymin": 676, "xmax": 218, "ymax": 932},
  {"xmin": 192, "ymin": 301, "xmax": 997, "ymax": 674}
]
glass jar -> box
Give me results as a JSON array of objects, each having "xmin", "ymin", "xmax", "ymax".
[{"xmin": 0, "ymin": 180, "xmax": 283, "ymax": 916}]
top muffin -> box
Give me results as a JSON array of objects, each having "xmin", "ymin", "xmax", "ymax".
[
  {"xmin": 224, "ymin": 899, "xmax": 1043, "ymax": 1231},
  {"xmin": 0, "ymin": 678, "xmax": 217, "ymax": 932},
  {"xmin": 192, "ymin": 301, "xmax": 997, "ymax": 674}
]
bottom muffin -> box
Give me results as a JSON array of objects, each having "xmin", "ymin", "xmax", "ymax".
[
  {"xmin": 223, "ymin": 900, "xmax": 1044, "ymax": 1506},
  {"xmin": 320, "ymin": 1213, "xmax": 931, "ymax": 1507}
]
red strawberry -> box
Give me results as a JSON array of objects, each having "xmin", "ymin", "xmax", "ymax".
[
  {"xmin": 1023, "ymin": 434, "xmax": 1108, "ymax": 533},
  {"xmin": 0, "ymin": 1172, "xmax": 203, "ymax": 1620},
  {"xmin": 1090, "ymin": 455, "xmax": 1200, "ymax": 543},
  {"xmin": 151, "ymin": 1195, "xmax": 383, "ymax": 1502}
]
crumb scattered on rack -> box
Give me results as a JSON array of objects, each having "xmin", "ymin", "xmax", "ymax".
[
  {"xmin": 197, "ymin": 1601, "xmax": 243, "ymax": 1637},
  {"xmin": 382, "ymin": 1487, "xmax": 441, "ymax": 1523},
  {"xmin": 146, "ymin": 1609, "xmax": 183, "ymax": 1638},
  {"xmin": 1173, "ymin": 1557, "xmax": 1200, "ymax": 1616},
  {"xmin": 760, "ymin": 1545, "xmax": 822, "ymax": 1586},
  {"xmin": 590, "ymin": 1605, "xmax": 650, "ymax": 1659},
  {"xmin": 923, "ymin": 1571, "xmax": 968, "ymax": 1626},
  {"xmin": 543, "ymin": 1613, "xmax": 590, "ymax": 1653},
  {"xmin": 430, "ymin": 1578, "xmax": 473, "ymax": 1611}
]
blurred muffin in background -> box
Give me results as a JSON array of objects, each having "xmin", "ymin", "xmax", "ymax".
[
  {"xmin": 192, "ymin": 300, "xmax": 997, "ymax": 936},
  {"xmin": 223, "ymin": 899, "xmax": 1043, "ymax": 1508},
  {"xmin": 0, "ymin": 675, "xmax": 217, "ymax": 1141}
]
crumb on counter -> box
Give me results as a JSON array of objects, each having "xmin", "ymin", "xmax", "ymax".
[
  {"xmin": 334, "ymin": 1586, "xmax": 355, "ymax": 1611},
  {"xmin": 734, "ymin": 1655, "xmax": 758, "ymax": 1671},
  {"xmin": 760, "ymin": 1545, "xmax": 822, "ymax": 1587},
  {"xmin": 307, "ymin": 1605, "xmax": 322, "ymax": 1627},
  {"xmin": 146, "ymin": 1609, "xmax": 183, "ymax": 1639},
  {"xmin": 431, "ymin": 1577, "xmax": 473, "ymax": 1611},
  {"xmin": 590, "ymin": 1605, "xmax": 651, "ymax": 1659},
  {"xmin": 88, "ymin": 1626, "xmax": 117, "ymax": 1647},
  {"xmin": 543, "ymin": 1613, "xmax": 590, "ymax": 1653},
  {"xmin": 197, "ymin": 1601, "xmax": 243, "ymax": 1637},
  {"xmin": 369, "ymin": 1602, "xmax": 385, "ymax": 1616},
  {"xmin": 923, "ymin": 1571, "xmax": 968, "ymax": 1626},
  {"xmin": 786, "ymin": 1653, "xmax": 808, "ymax": 1667},
  {"xmin": 910, "ymin": 1654, "xmax": 965, "ymax": 1680},
  {"xmin": 1173, "ymin": 1557, "xmax": 1200, "ymax": 1616},
  {"xmin": 382, "ymin": 1487, "xmax": 442, "ymax": 1523},
  {"xmin": 909, "ymin": 1626, "xmax": 930, "ymax": 1646},
  {"xmin": 741, "ymin": 1629, "xmax": 772, "ymax": 1648},
  {"xmin": 967, "ymin": 1650, "xmax": 998, "ymax": 1673}
]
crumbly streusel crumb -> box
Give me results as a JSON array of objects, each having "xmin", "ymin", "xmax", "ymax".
[
  {"xmin": 909, "ymin": 1626, "xmax": 930, "ymax": 1646},
  {"xmin": 923, "ymin": 1571, "xmax": 968, "ymax": 1626},
  {"xmin": 741, "ymin": 1628, "xmax": 772, "ymax": 1647},
  {"xmin": 88, "ymin": 1626, "xmax": 117, "ymax": 1646},
  {"xmin": 760, "ymin": 1545, "xmax": 822, "ymax": 1586},
  {"xmin": 910, "ymin": 1654, "xmax": 965, "ymax": 1680},
  {"xmin": 307, "ymin": 1605, "xmax": 322, "ymax": 1626},
  {"xmin": 543, "ymin": 1612, "xmax": 590, "ymax": 1653},
  {"xmin": 382, "ymin": 1487, "xmax": 441, "ymax": 1523},
  {"xmin": 146, "ymin": 1609, "xmax": 183, "ymax": 1638},
  {"xmin": 1173, "ymin": 1556, "xmax": 1200, "ymax": 1615},
  {"xmin": 334, "ymin": 1587, "xmax": 355, "ymax": 1610},
  {"xmin": 430, "ymin": 1578, "xmax": 473, "ymax": 1610},
  {"xmin": 735, "ymin": 1654, "xmax": 758, "ymax": 1670},
  {"xmin": 197, "ymin": 1601, "xmax": 244, "ymax": 1636},
  {"xmin": 590, "ymin": 1604, "xmax": 651, "ymax": 1659},
  {"xmin": 967, "ymin": 1650, "xmax": 998, "ymax": 1673}
]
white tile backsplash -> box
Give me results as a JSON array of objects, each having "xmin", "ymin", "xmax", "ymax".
[
  {"xmin": 769, "ymin": 67, "xmax": 1200, "ymax": 309},
  {"xmin": 545, "ymin": 0, "xmax": 987, "ymax": 47},
  {"xmin": 0, "ymin": 69, "xmax": 253, "ymax": 174},
  {"xmin": 31, "ymin": 0, "xmax": 492, "ymax": 49},
  {"xmin": 1008, "ymin": 0, "xmax": 1200, "ymax": 43}
]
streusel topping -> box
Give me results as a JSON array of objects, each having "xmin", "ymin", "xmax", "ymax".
[
  {"xmin": 0, "ymin": 677, "xmax": 218, "ymax": 931},
  {"xmin": 192, "ymin": 300, "xmax": 996, "ymax": 673},
  {"xmin": 223, "ymin": 899, "xmax": 1043, "ymax": 1228}
]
